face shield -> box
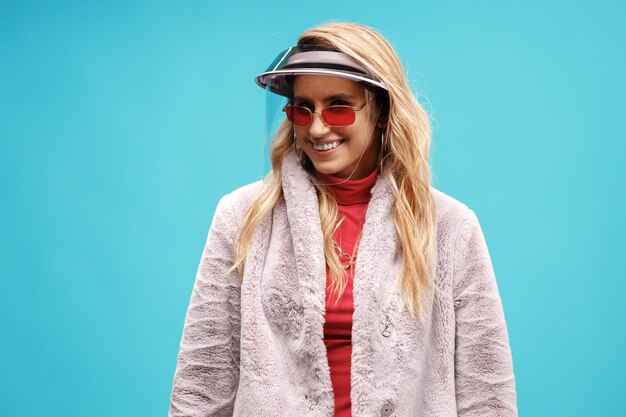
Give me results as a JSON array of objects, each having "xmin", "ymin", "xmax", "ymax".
[
  {"xmin": 256, "ymin": 45, "xmax": 388, "ymax": 177},
  {"xmin": 262, "ymin": 81, "xmax": 290, "ymax": 174}
]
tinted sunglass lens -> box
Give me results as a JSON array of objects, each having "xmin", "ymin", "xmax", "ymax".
[
  {"xmin": 322, "ymin": 106, "xmax": 355, "ymax": 126},
  {"xmin": 284, "ymin": 106, "xmax": 310, "ymax": 126},
  {"xmin": 293, "ymin": 107, "xmax": 312, "ymax": 126}
]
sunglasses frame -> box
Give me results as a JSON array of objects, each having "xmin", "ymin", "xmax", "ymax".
[{"xmin": 283, "ymin": 97, "xmax": 372, "ymax": 127}]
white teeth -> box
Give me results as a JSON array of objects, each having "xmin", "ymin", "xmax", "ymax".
[{"xmin": 312, "ymin": 140, "xmax": 342, "ymax": 151}]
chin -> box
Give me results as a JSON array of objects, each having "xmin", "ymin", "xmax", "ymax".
[{"xmin": 311, "ymin": 161, "xmax": 343, "ymax": 176}]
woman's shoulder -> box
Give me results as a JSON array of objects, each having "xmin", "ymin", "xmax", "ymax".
[
  {"xmin": 429, "ymin": 186, "xmax": 474, "ymax": 234},
  {"xmin": 430, "ymin": 186, "xmax": 470, "ymax": 215},
  {"xmin": 205, "ymin": 180, "xmax": 265, "ymax": 237},
  {"xmin": 215, "ymin": 180, "xmax": 265, "ymax": 217}
]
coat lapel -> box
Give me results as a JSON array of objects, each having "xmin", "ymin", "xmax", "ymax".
[
  {"xmin": 281, "ymin": 151, "xmax": 401, "ymax": 410},
  {"xmin": 349, "ymin": 161, "xmax": 401, "ymax": 414},
  {"xmin": 281, "ymin": 152, "xmax": 334, "ymax": 404}
]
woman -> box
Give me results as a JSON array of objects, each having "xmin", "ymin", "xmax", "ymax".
[{"xmin": 169, "ymin": 22, "xmax": 517, "ymax": 417}]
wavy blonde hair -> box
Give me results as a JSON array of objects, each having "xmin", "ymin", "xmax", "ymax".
[{"xmin": 231, "ymin": 22, "xmax": 437, "ymax": 321}]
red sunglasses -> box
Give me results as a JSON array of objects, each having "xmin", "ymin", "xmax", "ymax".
[{"xmin": 283, "ymin": 100, "xmax": 370, "ymax": 127}]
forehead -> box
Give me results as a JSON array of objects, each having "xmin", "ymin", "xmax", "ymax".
[{"xmin": 293, "ymin": 74, "xmax": 365, "ymax": 100}]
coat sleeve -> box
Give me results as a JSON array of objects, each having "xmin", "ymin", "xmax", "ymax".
[
  {"xmin": 169, "ymin": 194, "xmax": 242, "ymax": 417},
  {"xmin": 452, "ymin": 208, "xmax": 518, "ymax": 417}
]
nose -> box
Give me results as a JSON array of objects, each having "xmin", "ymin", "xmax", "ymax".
[{"xmin": 308, "ymin": 111, "xmax": 331, "ymax": 138}]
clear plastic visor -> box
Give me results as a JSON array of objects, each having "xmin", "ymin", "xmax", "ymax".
[{"xmin": 262, "ymin": 80, "xmax": 290, "ymax": 175}]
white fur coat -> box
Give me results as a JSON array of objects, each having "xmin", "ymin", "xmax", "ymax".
[{"xmin": 169, "ymin": 151, "xmax": 517, "ymax": 417}]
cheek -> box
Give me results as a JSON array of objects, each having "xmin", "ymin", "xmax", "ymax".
[
  {"xmin": 294, "ymin": 127, "xmax": 308, "ymax": 145},
  {"xmin": 294, "ymin": 126, "xmax": 309, "ymax": 142},
  {"xmin": 347, "ymin": 126, "xmax": 371, "ymax": 146},
  {"xmin": 348, "ymin": 117, "xmax": 374, "ymax": 142}
]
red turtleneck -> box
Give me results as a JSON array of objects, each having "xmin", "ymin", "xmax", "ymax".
[{"xmin": 315, "ymin": 166, "xmax": 379, "ymax": 417}]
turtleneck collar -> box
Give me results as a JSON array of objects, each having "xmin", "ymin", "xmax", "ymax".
[{"xmin": 314, "ymin": 166, "xmax": 379, "ymax": 206}]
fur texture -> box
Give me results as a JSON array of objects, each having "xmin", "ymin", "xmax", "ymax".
[{"xmin": 169, "ymin": 151, "xmax": 517, "ymax": 417}]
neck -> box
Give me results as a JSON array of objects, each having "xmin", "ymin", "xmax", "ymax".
[{"xmin": 314, "ymin": 165, "xmax": 379, "ymax": 206}]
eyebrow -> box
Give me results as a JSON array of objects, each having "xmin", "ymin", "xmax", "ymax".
[{"xmin": 293, "ymin": 93, "xmax": 359, "ymax": 102}]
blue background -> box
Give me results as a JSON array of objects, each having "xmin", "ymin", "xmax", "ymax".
[{"xmin": 1, "ymin": 1, "xmax": 625, "ymax": 416}]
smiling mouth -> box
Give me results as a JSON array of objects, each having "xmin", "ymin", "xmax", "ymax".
[{"xmin": 309, "ymin": 139, "xmax": 345, "ymax": 151}]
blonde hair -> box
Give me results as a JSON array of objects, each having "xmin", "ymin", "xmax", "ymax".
[{"xmin": 232, "ymin": 22, "xmax": 437, "ymax": 321}]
